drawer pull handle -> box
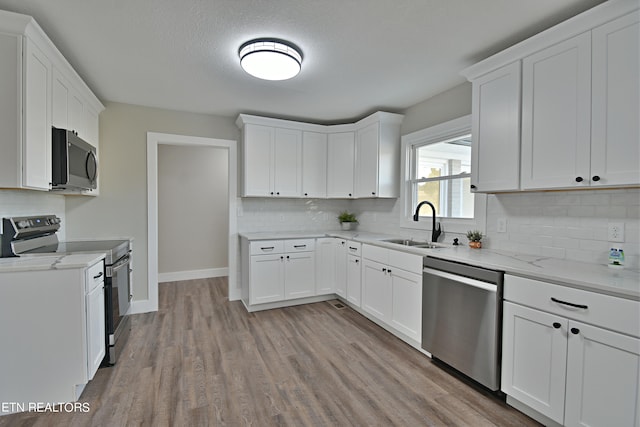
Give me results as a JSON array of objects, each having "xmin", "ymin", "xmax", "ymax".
[
  {"xmin": 293, "ymin": 245, "xmax": 306, "ymax": 248},
  {"xmin": 349, "ymin": 246, "xmax": 358, "ymax": 251},
  {"xmin": 93, "ymin": 272, "xmax": 104, "ymax": 279},
  {"xmin": 261, "ymin": 246, "xmax": 275, "ymax": 250},
  {"xmin": 552, "ymin": 322, "xmax": 561, "ymax": 329},
  {"xmin": 571, "ymin": 327, "xmax": 580, "ymax": 335},
  {"xmin": 551, "ymin": 297, "xmax": 588, "ymax": 310}
]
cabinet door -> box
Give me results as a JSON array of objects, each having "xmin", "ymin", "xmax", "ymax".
[
  {"xmin": 249, "ymin": 254, "xmax": 284, "ymax": 304},
  {"xmin": 302, "ymin": 131, "xmax": 328, "ymax": 198},
  {"xmin": 327, "ymin": 132, "xmax": 355, "ymax": 198},
  {"xmin": 52, "ymin": 68, "xmax": 70, "ymax": 129},
  {"xmin": 86, "ymin": 282, "xmax": 106, "ymax": 380},
  {"xmin": 284, "ymin": 252, "xmax": 315, "ymax": 300},
  {"xmin": 315, "ymin": 238, "xmax": 336, "ymax": 295},
  {"xmin": 565, "ymin": 321, "xmax": 640, "ymax": 427},
  {"xmin": 335, "ymin": 240, "xmax": 347, "ymax": 297},
  {"xmin": 243, "ymin": 124, "xmax": 273, "ymax": 196},
  {"xmin": 591, "ymin": 12, "xmax": 640, "ymax": 187},
  {"xmin": 346, "ymin": 255, "xmax": 361, "ymax": 307},
  {"xmin": 521, "ymin": 33, "xmax": 591, "ymax": 190},
  {"xmin": 390, "ymin": 268, "xmax": 422, "ymax": 342},
  {"xmin": 501, "ymin": 302, "xmax": 568, "ymax": 424},
  {"xmin": 471, "ymin": 61, "xmax": 521, "ymax": 192},
  {"xmin": 23, "ymin": 37, "xmax": 51, "ymax": 190},
  {"xmin": 273, "ymin": 128, "xmax": 302, "ymax": 197},
  {"xmin": 68, "ymin": 89, "xmax": 85, "ymax": 137},
  {"xmin": 361, "ymin": 259, "xmax": 391, "ymax": 322},
  {"xmin": 355, "ymin": 122, "xmax": 379, "ymax": 197}
]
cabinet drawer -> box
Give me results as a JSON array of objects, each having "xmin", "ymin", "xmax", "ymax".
[
  {"xmin": 284, "ymin": 239, "xmax": 315, "ymax": 252},
  {"xmin": 250, "ymin": 240, "xmax": 284, "ymax": 255},
  {"xmin": 85, "ymin": 260, "xmax": 105, "ymax": 293},
  {"xmin": 345, "ymin": 241, "xmax": 362, "ymax": 256},
  {"xmin": 505, "ymin": 275, "xmax": 640, "ymax": 338},
  {"xmin": 388, "ymin": 250, "xmax": 422, "ymax": 275},
  {"xmin": 362, "ymin": 244, "xmax": 387, "ymax": 263}
]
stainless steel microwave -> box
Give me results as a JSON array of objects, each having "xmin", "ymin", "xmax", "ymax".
[{"xmin": 51, "ymin": 127, "xmax": 97, "ymax": 191}]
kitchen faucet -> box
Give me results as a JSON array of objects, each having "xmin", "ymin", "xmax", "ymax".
[{"xmin": 413, "ymin": 201, "xmax": 442, "ymax": 242}]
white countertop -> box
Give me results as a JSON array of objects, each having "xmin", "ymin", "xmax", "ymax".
[
  {"xmin": 240, "ymin": 230, "xmax": 640, "ymax": 300},
  {"xmin": 0, "ymin": 253, "xmax": 105, "ymax": 273}
]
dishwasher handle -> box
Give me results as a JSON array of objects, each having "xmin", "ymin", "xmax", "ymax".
[{"xmin": 423, "ymin": 267, "xmax": 497, "ymax": 292}]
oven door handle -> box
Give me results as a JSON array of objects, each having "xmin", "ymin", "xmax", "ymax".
[
  {"xmin": 111, "ymin": 254, "xmax": 131, "ymax": 273},
  {"xmin": 423, "ymin": 267, "xmax": 497, "ymax": 292}
]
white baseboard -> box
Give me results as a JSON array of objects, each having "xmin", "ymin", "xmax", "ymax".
[{"xmin": 158, "ymin": 267, "xmax": 228, "ymax": 283}]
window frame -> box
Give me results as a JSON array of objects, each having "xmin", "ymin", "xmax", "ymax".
[{"xmin": 399, "ymin": 115, "xmax": 486, "ymax": 235}]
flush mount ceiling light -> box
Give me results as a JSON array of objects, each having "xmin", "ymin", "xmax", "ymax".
[{"xmin": 239, "ymin": 38, "xmax": 302, "ymax": 81}]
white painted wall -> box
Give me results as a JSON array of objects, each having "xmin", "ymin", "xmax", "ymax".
[
  {"xmin": 65, "ymin": 102, "xmax": 238, "ymax": 301},
  {"xmin": 157, "ymin": 144, "xmax": 229, "ymax": 278}
]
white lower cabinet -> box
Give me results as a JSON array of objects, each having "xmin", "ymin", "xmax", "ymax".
[
  {"xmin": 502, "ymin": 275, "xmax": 640, "ymax": 427},
  {"xmin": 346, "ymin": 255, "xmax": 362, "ymax": 306},
  {"xmin": 85, "ymin": 260, "xmax": 106, "ymax": 380},
  {"xmin": 315, "ymin": 237, "xmax": 337, "ymax": 295},
  {"xmin": 247, "ymin": 239, "xmax": 315, "ymax": 305},
  {"xmin": 361, "ymin": 244, "xmax": 422, "ymax": 342}
]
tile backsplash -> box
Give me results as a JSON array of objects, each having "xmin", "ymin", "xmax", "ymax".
[{"xmin": 238, "ymin": 188, "xmax": 640, "ymax": 269}]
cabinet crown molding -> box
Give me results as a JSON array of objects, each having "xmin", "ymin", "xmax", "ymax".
[
  {"xmin": 461, "ymin": 0, "xmax": 639, "ymax": 80},
  {"xmin": 236, "ymin": 111, "xmax": 403, "ymax": 133}
]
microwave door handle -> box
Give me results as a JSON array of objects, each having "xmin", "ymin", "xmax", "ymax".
[{"xmin": 86, "ymin": 151, "xmax": 98, "ymax": 183}]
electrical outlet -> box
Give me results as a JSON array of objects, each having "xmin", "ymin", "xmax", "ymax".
[
  {"xmin": 497, "ymin": 217, "xmax": 507, "ymax": 233},
  {"xmin": 608, "ymin": 223, "xmax": 625, "ymax": 242}
]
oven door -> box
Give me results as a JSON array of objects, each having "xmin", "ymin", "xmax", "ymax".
[{"xmin": 109, "ymin": 253, "xmax": 131, "ymax": 331}]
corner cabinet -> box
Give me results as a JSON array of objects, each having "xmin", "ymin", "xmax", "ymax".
[
  {"xmin": 237, "ymin": 112, "xmax": 403, "ymax": 199},
  {"xmin": 0, "ymin": 11, "xmax": 103, "ymax": 194},
  {"xmin": 502, "ymin": 275, "xmax": 640, "ymax": 427},
  {"xmin": 462, "ymin": 2, "xmax": 639, "ymax": 193}
]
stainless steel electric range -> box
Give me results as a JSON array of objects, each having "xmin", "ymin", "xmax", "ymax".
[{"xmin": 1, "ymin": 215, "xmax": 132, "ymax": 366}]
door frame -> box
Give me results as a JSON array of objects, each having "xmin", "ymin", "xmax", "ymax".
[{"xmin": 145, "ymin": 132, "xmax": 238, "ymax": 312}]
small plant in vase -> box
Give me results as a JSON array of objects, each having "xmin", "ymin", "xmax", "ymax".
[
  {"xmin": 466, "ymin": 230, "xmax": 483, "ymax": 249},
  {"xmin": 338, "ymin": 211, "xmax": 358, "ymax": 231}
]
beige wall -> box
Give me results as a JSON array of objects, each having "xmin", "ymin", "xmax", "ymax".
[
  {"xmin": 400, "ymin": 82, "xmax": 472, "ymax": 135},
  {"xmin": 65, "ymin": 102, "xmax": 238, "ymax": 301},
  {"xmin": 158, "ymin": 145, "xmax": 228, "ymax": 274}
]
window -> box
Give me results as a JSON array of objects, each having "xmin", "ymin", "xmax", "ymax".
[
  {"xmin": 400, "ymin": 115, "xmax": 485, "ymax": 234},
  {"xmin": 412, "ymin": 134, "xmax": 473, "ymax": 218}
]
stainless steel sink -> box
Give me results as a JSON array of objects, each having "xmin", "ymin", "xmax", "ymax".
[{"xmin": 382, "ymin": 238, "xmax": 439, "ymax": 249}]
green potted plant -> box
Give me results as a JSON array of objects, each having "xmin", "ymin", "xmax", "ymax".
[
  {"xmin": 338, "ymin": 211, "xmax": 358, "ymax": 231},
  {"xmin": 466, "ymin": 230, "xmax": 483, "ymax": 249}
]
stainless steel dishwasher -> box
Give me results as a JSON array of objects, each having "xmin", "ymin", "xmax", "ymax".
[{"xmin": 421, "ymin": 257, "xmax": 504, "ymax": 391}]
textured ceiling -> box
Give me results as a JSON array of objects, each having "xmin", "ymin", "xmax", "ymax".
[{"xmin": 0, "ymin": 0, "xmax": 606, "ymax": 123}]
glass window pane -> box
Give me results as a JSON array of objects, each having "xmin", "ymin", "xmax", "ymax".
[
  {"xmin": 415, "ymin": 177, "xmax": 474, "ymax": 219},
  {"xmin": 415, "ymin": 134, "xmax": 471, "ymax": 179}
]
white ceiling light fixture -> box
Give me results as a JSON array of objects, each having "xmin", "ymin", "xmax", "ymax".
[{"xmin": 239, "ymin": 38, "xmax": 303, "ymax": 81}]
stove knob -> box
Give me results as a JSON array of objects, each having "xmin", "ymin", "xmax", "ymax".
[{"xmin": 17, "ymin": 220, "xmax": 29, "ymax": 228}]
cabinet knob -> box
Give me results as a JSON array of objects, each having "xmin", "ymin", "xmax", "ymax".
[
  {"xmin": 382, "ymin": 268, "xmax": 387, "ymax": 272},
  {"xmin": 388, "ymin": 269, "xmax": 392, "ymax": 273},
  {"xmin": 280, "ymin": 256, "xmax": 283, "ymax": 260},
  {"xmin": 270, "ymin": 192, "xmax": 274, "ymax": 195},
  {"xmin": 571, "ymin": 327, "xmax": 580, "ymax": 335},
  {"xmin": 592, "ymin": 175, "xmax": 600, "ymax": 182},
  {"xmin": 304, "ymin": 193, "xmax": 308, "ymax": 196},
  {"xmin": 552, "ymin": 322, "xmax": 561, "ymax": 329},
  {"xmin": 470, "ymin": 184, "xmax": 476, "ymax": 189},
  {"xmin": 348, "ymin": 193, "xmax": 352, "ymax": 197},
  {"xmin": 355, "ymin": 259, "xmax": 359, "ymax": 263},
  {"xmin": 286, "ymin": 255, "xmax": 290, "ymax": 259},
  {"xmin": 575, "ymin": 177, "xmax": 583, "ymax": 183},
  {"xmin": 276, "ymin": 192, "xmax": 280, "ymax": 195},
  {"xmin": 371, "ymin": 192, "xmax": 375, "ymax": 195}
]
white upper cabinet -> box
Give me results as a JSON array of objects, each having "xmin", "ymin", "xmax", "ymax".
[
  {"xmin": 0, "ymin": 10, "xmax": 103, "ymax": 193},
  {"xmin": 470, "ymin": 62, "xmax": 521, "ymax": 193},
  {"xmin": 302, "ymin": 131, "xmax": 328, "ymax": 198},
  {"xmin": 590, "ymin": 12, "xmax": 640, "ymax": 187},
  {"xmin": 462, "ymin": 1, "xmax": 639, "ymax": 192},
  {"xmin": 237, "ymin": 111, "xmax": 403, "ymax": 199},
  {"xmin": 327, "ymin": 131, "xmax": 356, "ymax": 198},
  {"xmin": 22, "ymin": 37, "xmax": 52, "ymax": 191},
  {"xmin": 241, "ymin": 123, "xmax": 302, "ymax": 197},
  {"xmin": 521, "ymin": 33, "xmax": 592, "ymax": 190}
]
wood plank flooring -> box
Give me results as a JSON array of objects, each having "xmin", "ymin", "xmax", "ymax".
[{"xmin": 0, "ymin": 278, "xmax": 540, "ymax": 426}]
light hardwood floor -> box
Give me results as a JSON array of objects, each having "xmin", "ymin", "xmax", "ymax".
[{"xmin": 1, "ymin": 278, "xmax": 540, "ymax": 426}]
